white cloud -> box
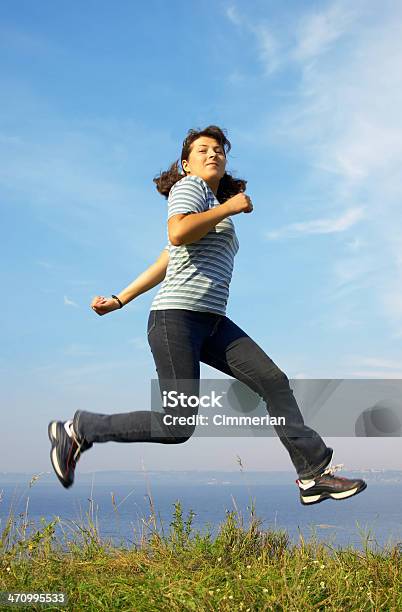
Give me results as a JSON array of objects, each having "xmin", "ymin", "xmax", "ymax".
[
  {"xmin": 339, "ymin": 356, "xmax": 402, "ymax": 378},
  {"xmin": 30, "ymin": 360, "xmax": 135, "ymax": 386},
  {"xmin": 224, "ymin": 4, "xmax": 280, "ymax": 75},
  {"xmin": 225, "ymin": 5, "xmax": 242, "ymax": 27},
  {"xmin": 0, "ymin": 105, "xmax": 175, "ymax": 257},
  {"xmin": 251, "ymin": 24, "xmax": 280, "ymax": 76},
  {"xmin": 350, "ymin": 371, "xmax": 402, "ymax": 378},
  {"xmin": 331, "ymin": 254, "xmax": 373, "ymax": 288},
  {"xmin": 266, "ymin": 206, "xmax": 365, "ymax": 239},
  {"xmin": 292, "ymin": 2, "xmax": 357, "ymax": 62},
  {"xmin": 63, "ymin": 344, "xmax": 97, "ymax": 356},
  {"xmin": 64, "ymin": 296, "xmax": 78, "ymax": 307},
  {"xmin": 351, "ymin": 357, "xmax": 402, "ymax": 370},
  {"xmin": 249, "ymin": 2, "xmax": 402, "ymax": 337},
  {"xmin": 35, "ymin": 260, "xmax": 54, "ymax": 269}
]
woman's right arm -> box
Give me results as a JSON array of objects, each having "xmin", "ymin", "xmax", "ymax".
[
  {"xmin": 91, "ymin": 248, "xmax": 169, "ymax": 315},
  {"xmin": 168, "ymin": 192, "xmax": 253, "ymax": 246}
]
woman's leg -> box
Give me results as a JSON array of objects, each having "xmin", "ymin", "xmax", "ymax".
[
  {"xmin": 200, "ymin": 315, "xmax": 332, "ymax": 479},
  {"xmin": 72, "ymin": 309, "xmax": 220, "ymax": 446}
]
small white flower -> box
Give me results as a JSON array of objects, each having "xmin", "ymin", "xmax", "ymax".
[
  {"xmin": 320, "ymin": 564, "xmax": 325, "ymax": 569},
  {"xmin": 320, "ymin": 581, "xmax": 325, "ymax": 588},
  {"xmin": 263, "ymin": 588, "xmax": 268, "ymax": 593},
  {"xmin": 229, "ymin": 595, "xmax": 233, "ymax": 600},
  {"xmin": 217, "ymin": 557, "xmax": 222, "ymax": 562},
  {"xmin": 246, "ymin": 564, "xmax": 251, "ymax": 569}
]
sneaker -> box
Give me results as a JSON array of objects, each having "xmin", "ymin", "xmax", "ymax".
[
  {"xmin": 48, "ymin": 420, "xmax": 92, "ymax": 488},
  {"xmin": 296, "ymin": 464, "xmax": 367, "ymax": 506}
]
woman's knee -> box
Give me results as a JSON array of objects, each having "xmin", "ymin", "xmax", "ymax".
[
  {"xmin": 261, "ymin": 368, "xmax": 291, "ymax": 394},
  {"xmin": 167, "ymin": 424, "xmax": 196, "ymax": 444},
  {"xmin": 171, "ymin": 434, "xmax": 193, "ymax": 444}
]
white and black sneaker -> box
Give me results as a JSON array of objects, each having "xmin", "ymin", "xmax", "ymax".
[
  {"xmin": 296, "ymin": 464, "xmax": 367, "ymax": 506},
  {"xmin": 48, "ymin": 420, "xmax": 92, "ymax": 489}
]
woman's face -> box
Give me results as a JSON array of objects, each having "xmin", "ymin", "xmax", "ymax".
[{"xmin": 182, "ymin": 136, "xmax": 226, "ymax": 187}]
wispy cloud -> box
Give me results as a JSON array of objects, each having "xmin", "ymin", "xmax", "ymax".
[
  {"xmin": 331, "ymin": 260, "xmax": 365, "ymax": 289},
  {"xmin": 225, "ymin": 5, "xmax": 242, "ymax": 27},
  {"xmin": 0, "ymin": 105, "xmax": 174, "ymax": 257},
  {"xmin": 342, "ymin": 356, "xmax": 402, "ymax": 378},
  {"xmin": 30, "ymin": 359, "xmax": 136, "ymax": 387},
  {"xmin": 226, "ymin": 1, "xmax": 402, "ymax": 338},
  {"xmin": 266, "ymin": 206, "xmax": 365, "ymax": 239},
  {"xmin": 63, "ymin": 295, "xmax": 78, "ymax": 307},
  {"xmin": 291, "ymin": 2, "xmax": 357, "ymax": 62},
  {"xmin": 251, "ymin": 24, "xmax": 280, "ymax": 76},
  {"xmin": 224, "ymin": 4, "xmax": 280, "ymax": 75},
  {"xmin": 352, "ymin": 357, "xmax": 402, "ymax": 370},
  {"xmin": 63, "ymin": 344, "xmax": 97, "ymax": 357},
  {"xmin": 0, "ymin": 24, "xmax": 61, "ymax": 57},
  {"xmin": 35, "ymin": 260, "xmax": 54, "ymax": 269},
  {"xmin": 349, "ymin": 370, "xmax": 402, "ymax": 378}
]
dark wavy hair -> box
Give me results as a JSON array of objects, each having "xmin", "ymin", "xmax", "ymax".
[{"xmin": 153, "ymin": 125, "xmax": 247, "ymax": 203}]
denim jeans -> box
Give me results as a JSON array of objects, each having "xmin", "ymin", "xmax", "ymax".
[{"xmin": 73, "ymin": 309, "xmax": 333, "ymax": 479}]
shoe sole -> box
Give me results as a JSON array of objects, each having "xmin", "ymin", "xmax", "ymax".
[
  {"xmin": 300, "ymin": 481, "xmax": 367, "ymax": 506},
  {"xmin": 48, "ymin": 421, "xmax": 72, "ymax": 489}
]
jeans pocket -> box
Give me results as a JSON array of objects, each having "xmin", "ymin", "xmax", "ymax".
[{"xmin": 147, "ymin": 310, "xmax": 157, "ymax": 336}]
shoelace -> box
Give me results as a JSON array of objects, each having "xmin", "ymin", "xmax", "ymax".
[
  {"xmin": 73, "ymin": 442, "xmax": 83, "ymax": 463},
  {"xmin": 321, "ymin": 463, "xmax": 344, "ymax": 477},
  {"xmin": 70, "ymin": 430, "xmax": 84, "ymax": 463}
]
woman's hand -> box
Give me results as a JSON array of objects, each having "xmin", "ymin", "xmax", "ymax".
[
  {"xmin": 91, "ymin": 295, "xmax": 121, "ymax": 316},
  {"xmin": 225, "ymin": 191, "xmax": 253, "ymax": 216}
]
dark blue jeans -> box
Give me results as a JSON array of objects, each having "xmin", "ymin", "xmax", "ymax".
[{"xmin": 73, "ymin": 309, "xmax": 333, "ymax": 479}]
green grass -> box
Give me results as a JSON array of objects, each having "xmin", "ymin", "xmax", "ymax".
[{"xmin": 0, "ymin": 478, "xmax": 401, "ymax": 611}]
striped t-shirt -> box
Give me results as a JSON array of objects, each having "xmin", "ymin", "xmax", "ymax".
[{"xmin": 150, "ymin": 175, "xmax": 239, "ymax": 315}]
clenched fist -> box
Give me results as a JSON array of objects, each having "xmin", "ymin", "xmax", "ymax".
[
  {"xmin": 225, "ymin": 191, "xmax": 253, "ymax": 216},
  {"xmin": 90, "ymin": 295, "xmax": 121, "ymax": 316}
]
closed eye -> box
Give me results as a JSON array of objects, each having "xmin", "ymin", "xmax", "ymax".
[{"xmin": 199, "ymin": 149, "xmax": 224, "ymax": 154}]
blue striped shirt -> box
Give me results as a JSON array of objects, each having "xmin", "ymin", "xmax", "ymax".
[{"xmin": 150, "ymin": 175, "xmax": 239, "ymax": 315}]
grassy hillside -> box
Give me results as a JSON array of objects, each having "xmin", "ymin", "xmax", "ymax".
[{"xmin": 1, "ymin": 493, "xmax": 401, "ymax": 611}]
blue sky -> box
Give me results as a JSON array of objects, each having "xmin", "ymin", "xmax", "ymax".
[{"xmin": 1, "ymin": 0, "xmax": 402, "ymax": 473}]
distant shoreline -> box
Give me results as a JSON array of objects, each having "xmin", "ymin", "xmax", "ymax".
[{"xmin": 1, "ymin": 468, "xmax": 402, "ymax": 485}]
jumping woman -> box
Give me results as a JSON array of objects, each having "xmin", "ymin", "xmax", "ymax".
[{"xmin": 48, "ymin": 125, "xmax": 367, "ymax": 505}]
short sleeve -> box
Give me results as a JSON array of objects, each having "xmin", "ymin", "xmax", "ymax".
[{"xmin": 167, "ymin": 177, "xmax": 208, "ymax": 220}]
